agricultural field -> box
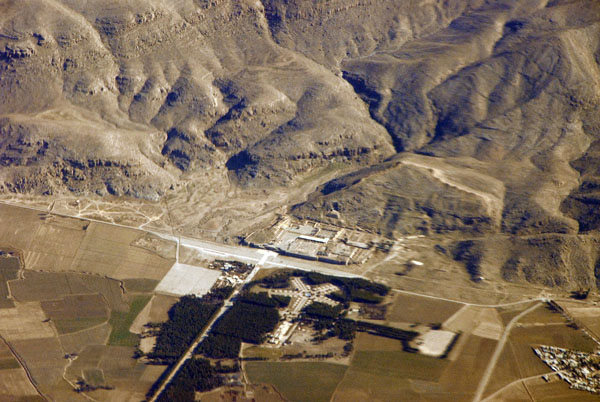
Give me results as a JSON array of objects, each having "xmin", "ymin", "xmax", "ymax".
[
  {"xmin": 481, "ymin": 303, "xmax": 599, "ymax": 400},
  {"xmin": 0, "ymin": 256, "xmax": 19, "ymax": 309},
  {"xmin": 387, "ymin": 292, "xmax": 463, "ymax": 325},
  {"xmin": 245, "ymin": 362, "xmax": 347, "ymax": 402},
  {"xmin": 332, "ymin": 332, "xmax": 454, "ymax": 401},
  {"xmin": 108, "ymin": 295, "xmax": 152, "ymax": 346},
  {"xmin": 201, "ymin": 384, "xmax": 286, "ymax": 402},
  {"xmin": 0, "ymin": 204, "xmax": 179, "ymax": 400}
]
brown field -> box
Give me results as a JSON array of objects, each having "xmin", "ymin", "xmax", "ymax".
[
  {"xmin": 353, "ymin": 332, "xmax": 404, "ymax": 352},
  {"xmin": 0, "ymin": 340, "xmax": 15, "ymax": 361},
  {"xmin": 526, "ymin": 375, "xmax": 600, "ymax": 401},
  {"xmin": 437, "ymin": 334, "xmax": 497, "ymax": 398},
  {"xmin": 201, "ymin": 384, "xmax": 286, "ymax": 402},
  {"xmin": 246, "ymin": 362, "xmax": 347, "ymax": 402},
  {"xmin": 496, "ymin": 302, "xmax": 537, "ymax": 326},
  {"xmin": 41, "ymin": 294, "xmax": 109, "ymax": 334},
  {"xmin": 443, "ymin": 305, "xmax": 481, "ymax": 333},
  {"xmin": 139, "ymin": 365, "xmax": 167, "ymax": 382},
  {"xmin": 0, "ymin": 205, "xmax": 174, "ymax": 282},
  {"xmin": 68, "ymin": 222, "xmax": 174, "ymax": 280},
  {"xmin": 83, "ymin": 368, "xmax": 105, "ymax": 387},
  {"xmin": 0, "ymin": 358, "xmax": 20, "ymax": 371},
  {"xmin": 471, "ymin": 308, "xmax": 504, "ymax": 340},
  {"xmin": 64, "ymin": 344, "xmax": 152, "ymax": 400},
  {"xmin": 482, "ymin": 380, "xmax": 532, "ymax": 402},
  {"xmin": 53, "ymin": 317, "xmax": 107, "ymax": 335},
  {"xmin": 559, "ymin": 303, "xmax": 600, "ymax": 340},
  {"xmin": 41, "ymin": 294, "xmax": 108, "ymax": 320},
  {"xmin": 79, "ymin": 275, "xmax": 129, "ymax": 312},
  {"xmin": 10, "ymin": 272, "xmax": 91, "ymax": 301},
  {"xmin": 482, "ymin": 342, "xmax": 524, "ymax": 398},
  {"xmin": 23, "ymin": 219, "xmax": 87, "ymax": 272},
  {"xmin": 387, "ymin": 293, "xmax": 463, "ymax": 325},
  {"xmin": 40, "ymin": 378, "xmax": 89, "ymax": 402},
  {"xmin": 99, "ymin": 346, "xmax": 144, "ymax": 379},
  {"xmin": 66, "ymin": 345, "xmax": 105, "ymax": 380},
  {"xmin": 59, "ymin": 322, "xmax": 111, "ymax": 354},
  {"xmin": 0, "ymin": 368, "xmax": 39, "ymax": 398},
  {"xmin": 129, "ymin": 293, "xmax": 174, "ymax": 334},
  {"xmin": 512, "ymin": 323, "xmax": 597, "ymax": 354},
  {"xmin": 146, "ymin": 294, "xmax": 178, "ymax": 323},
  {"xmin": 0, "ymin": 302, "xmax": 54, "ymax": 340},
  {"xmin": 11, "ymin": 337, "xmax": 66, "ymax": 387},
  {"xmin": 0, "ymin": 205, "xmax": 47, "ymax": 252},
  {"xmin": 517, "ymin": 304, "xmax": 566, "ymax": 325},
  {"xmin": 0, "ymin": 257, "xmax": 19, "ymax": 309},
  {"xmin": 123, "ymin": 278, "xmax": 159, "ymax": 293},
  {"xmin": 333, "ymin": 333, "xmax": 449, "ymax": 401}
]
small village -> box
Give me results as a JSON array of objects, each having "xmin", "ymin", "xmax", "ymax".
[{"xmin": 534, "ymin": 345, "xmax": 600, "ymax": 393}]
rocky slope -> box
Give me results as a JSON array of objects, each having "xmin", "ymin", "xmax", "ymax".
[{"xmin": 2, "ymin": 0, "xmax": 600, "ymax": 290}]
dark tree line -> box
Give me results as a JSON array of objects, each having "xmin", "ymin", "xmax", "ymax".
[
  {"xmin": 212, "ymin": 302, "xmax": 279, "ymax": 343},
  {"xmin": 195, "ymin": 333, "xmax": 241, "ymax": 359},
  {"xmin": 148, "ymin": 287, "xmax": 233, "ymax": 363},
  {"xmin": 157, "ymin": 358, "xmax": 222, "ymax": 402},
  {"xmin": 238, "ymin": 291, "xmax": 290, "ymax": 308},
  {"xmin": 254, "ymin": 270, "xmax": 389, "ymax": 305},
  {"xmin": 195, "ymin": 292, "xmax": 282, "ymax": 359},
  {"xmin": 303, "ymin": 302, "xmax": 343, "ymax": 320}
]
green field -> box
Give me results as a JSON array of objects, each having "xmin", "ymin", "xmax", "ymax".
[
  {"xmin": 245, "ymin": 362, "xmax": 347, "ymax": 402},
  {"xmin": 108, "ymin": 295, "xmax": 151, "ymax": 346}
]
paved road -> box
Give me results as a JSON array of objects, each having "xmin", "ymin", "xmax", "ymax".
[
  {"xmin": 472, "ymin": 302, "xmax": 542, "ymax": 402},
  {"xmin": 391, "ymin": 288, "xmax": 550, "ymax": 309},
  {"xmin": 148, "ymin": 266, "xmax": 260, "ymax": 402},
  {"xmin": 169, "ymin": 234, "xmax": 362, "ymax": 278}
]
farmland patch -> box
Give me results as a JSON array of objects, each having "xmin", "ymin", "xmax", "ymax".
[{"xmin": 246, "ymin": 362, "xmax": 347, "ymax": 402}]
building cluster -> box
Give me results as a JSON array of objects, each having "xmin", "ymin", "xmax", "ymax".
[
  {"xmin": 265, "ymin": 278, "xmax": 342, "ymax": 346},
  {"xmin": 212, "ymin": 262, "xmax": 251, "ymax": 287},
  {"xmin": 534, "ymin": 345, "xmax": 600, "ymax": 393},
  {"xmin": 246, "ymin": 217, "xmax": 381, "ymax": 265}
]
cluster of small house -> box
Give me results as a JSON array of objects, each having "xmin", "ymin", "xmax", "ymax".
[
  {"xmin": 213, "ymin": 262, "xmax": 248, "ymax": 287},
  {"xmin": 534, "ymin": 345, "xmax": 600, "ymax": 393}
]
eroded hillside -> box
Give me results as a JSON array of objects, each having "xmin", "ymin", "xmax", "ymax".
[{"xmin": 1, "ymin": 0, "xmax": 600, "ymax": 290}]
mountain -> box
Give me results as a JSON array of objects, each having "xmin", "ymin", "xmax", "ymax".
[{"xmin": 1, "ymin": 0, "xmax": 600, "ymax": 289}]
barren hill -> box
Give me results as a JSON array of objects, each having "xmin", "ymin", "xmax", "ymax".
[{"xmin": 2, "ymin": 0, "xmax": 600, "ymax": 289}]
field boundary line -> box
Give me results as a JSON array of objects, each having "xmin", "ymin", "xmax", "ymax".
[{"xmin": 0, "ymin": 334, "xmax": 51, "ymax": 402}]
